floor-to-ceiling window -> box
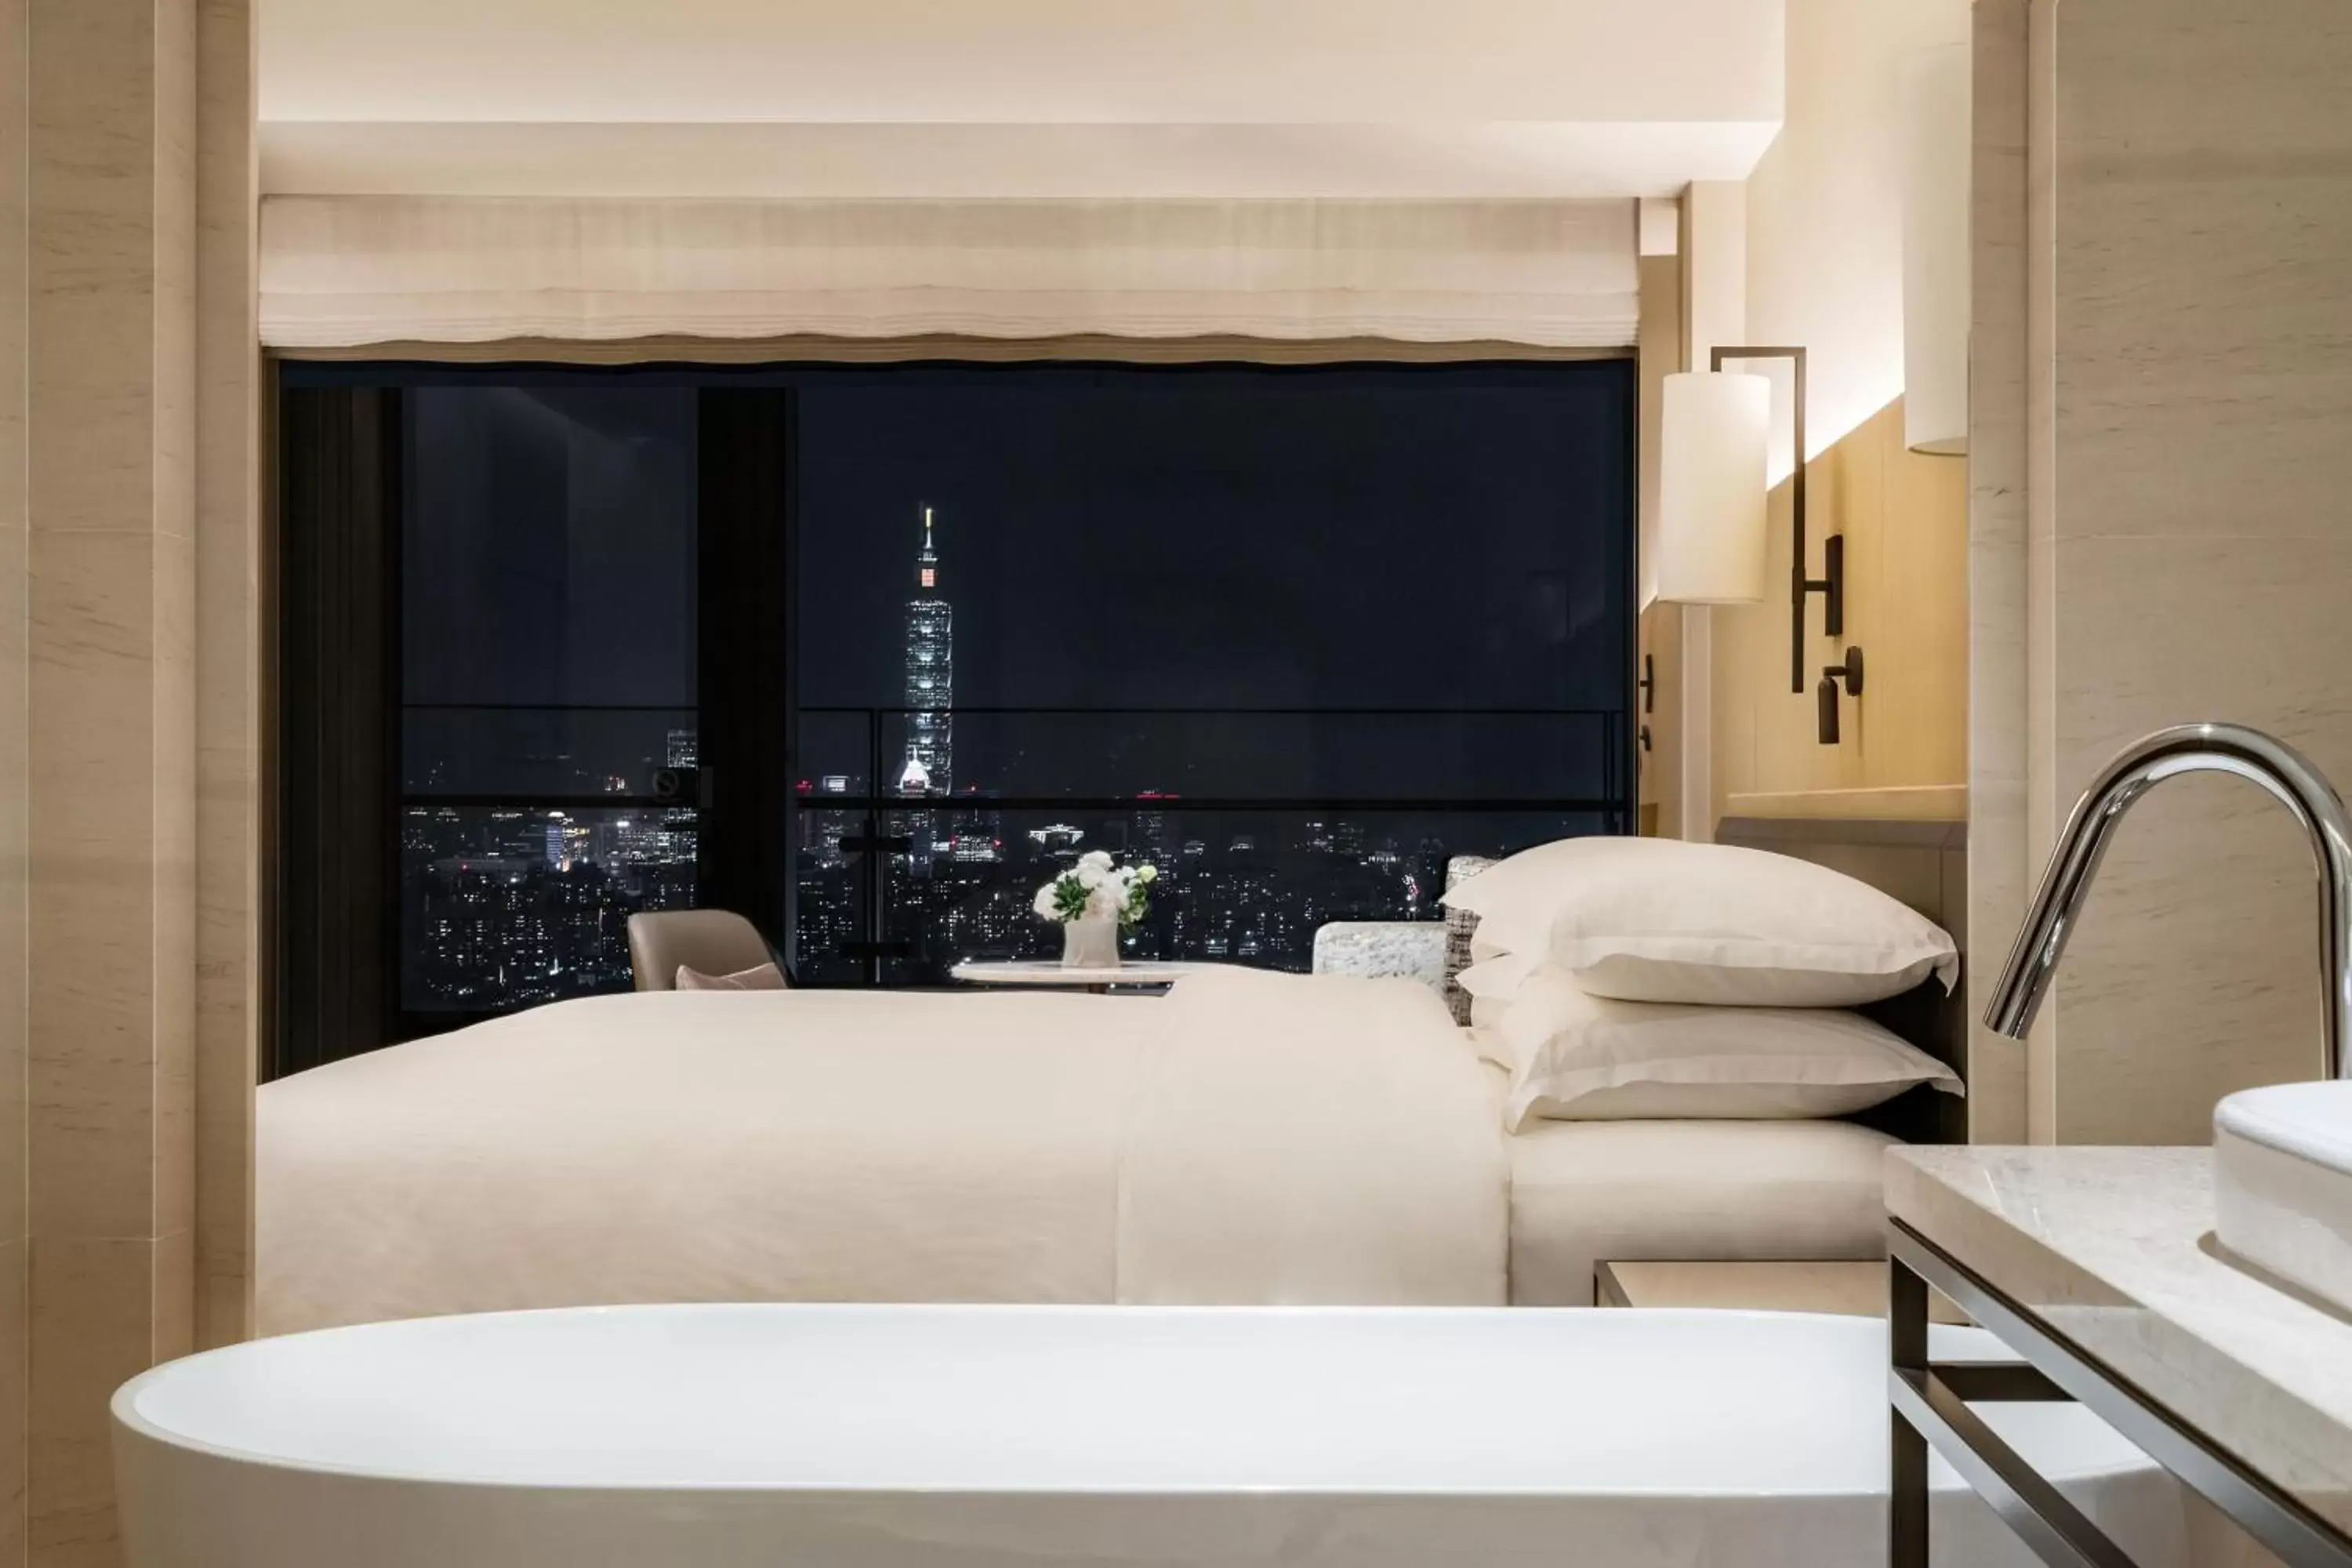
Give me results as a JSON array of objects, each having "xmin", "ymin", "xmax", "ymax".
[
  {"xmin": 276, "ymin": 356, "xmax": 1634, "ymax": 1069},
  {"xmin": 397, "ymin": 387, "xmax": 701, "ymax": 1016},
  {"xmin": 786, "ymin": 362, "xmax": 1634, "ymax": 983}
]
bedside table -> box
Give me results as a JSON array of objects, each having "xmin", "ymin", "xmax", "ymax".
[
  {"xmin": 1596, "ymin": 1259, "xmax": 1967, "ymax": 1323},
  {"xmin": 946, "ymin": 960, "xmax": 1232, "ymax": 996}
]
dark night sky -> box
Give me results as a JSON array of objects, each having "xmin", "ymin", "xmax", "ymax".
[
  {"xmin": 793, "ymin": 363, "xmax": 1631, "ymax": 714},
  {"xmin": 405, "ymin": 385, "xmax": 700, "ymax": 710},
  {"xmin": 386, "ymin": 361, "xmax": 1632, "ymax": 802}
]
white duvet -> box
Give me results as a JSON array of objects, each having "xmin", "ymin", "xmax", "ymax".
[{"xmin": 257, "ymin": 971, "xmax": 1508, "ymax": 1337}]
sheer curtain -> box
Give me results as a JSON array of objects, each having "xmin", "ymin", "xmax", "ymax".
[{"xmin": 260, "ymin": 197, "xmax": 1638, "ymax": 349}]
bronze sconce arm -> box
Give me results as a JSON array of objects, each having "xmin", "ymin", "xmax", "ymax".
[{"xmin": 1710, "ymin": 346, "xmax": 1844, "ymax": 699}]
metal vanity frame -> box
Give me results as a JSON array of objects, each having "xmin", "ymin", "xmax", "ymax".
[{"xmin": 1887, "ymin": 1220, "xmax": 2352, "ymax": 1568}]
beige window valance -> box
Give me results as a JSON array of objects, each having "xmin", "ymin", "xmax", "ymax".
[{"xmin": 258, "ymin": 197, "xmax": 1639, "ymax": 350}]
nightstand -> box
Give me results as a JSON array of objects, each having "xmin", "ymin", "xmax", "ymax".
[
  {"xmin": 1596, "ymin": 1259, "xmax": 1967, "ymax": 1323},
  {"xmin": 946, "ymin": 960, "xmax": 1230, "ymax": 996}
]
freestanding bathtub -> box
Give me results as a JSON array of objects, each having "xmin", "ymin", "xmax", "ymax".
[{"xmin": 114, "ymin": 1304, "xmax": 2234, "ymax": 1568}]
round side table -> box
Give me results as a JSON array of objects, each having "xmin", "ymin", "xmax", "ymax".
[{"xmin": 946, "ymin": 960, "xmax": 1230, "ymax": 996}]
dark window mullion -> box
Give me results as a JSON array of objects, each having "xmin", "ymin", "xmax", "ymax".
[{"xmin": 696, "ymin": 387, "xmax": 794, "ymax": 960}]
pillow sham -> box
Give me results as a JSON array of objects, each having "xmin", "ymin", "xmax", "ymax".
[
  {"xmin": 1488, "ymin": 963, "xmax": 1962, "ymax": 1132},
  {"xmin": 1457, "ymin": 951, "xmax": 1544, "ymax": 1003},
  {"xmin": 675, "ymin": 961, "xmax": 786, "ymax": 992},
  {"xmin": 1440, "ymin": 835, "xmax": 1958, "ymax": 1007}
]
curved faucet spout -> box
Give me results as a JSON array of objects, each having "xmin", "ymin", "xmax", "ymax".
[{"xmin": 1985, "ymin": 722, "xmax": 2352, "ymax": 1080}]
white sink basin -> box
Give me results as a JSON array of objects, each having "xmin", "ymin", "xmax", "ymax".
[{"xmin": 2215, "ymin": 1080, "xmax": 2352, "ymax": 1311}]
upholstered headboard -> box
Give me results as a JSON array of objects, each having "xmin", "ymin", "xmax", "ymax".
[{"xmin": 1715, "ymin": 816, "xmax": 1969, "ymax": 1145}]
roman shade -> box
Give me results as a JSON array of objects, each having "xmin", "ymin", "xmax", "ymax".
[{"xmin": 258, "ymin": 196, "xmax": 1639, "ymax": 350}]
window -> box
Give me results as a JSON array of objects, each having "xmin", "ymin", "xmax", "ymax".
[
  {"xmin": 277, "ymin": 358, "xmax": 1632, "ymax": 1069},
  {"xmin": 786, "ymin": 362, "xmax": 1634, "ymax": 982},
  {"xmin": 397, "ymin": 387, "xmax": 701, "ymax": 1017}
]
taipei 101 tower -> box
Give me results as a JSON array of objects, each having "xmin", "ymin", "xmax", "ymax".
[{"xmin": 898, "ymin": 506, "xmax": 953, "ymax": 796}]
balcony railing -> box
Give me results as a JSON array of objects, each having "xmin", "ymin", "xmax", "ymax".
[
  {"xmin": 791, "ymin": 706, "xmax": 1634, "ymax": 985},
  {"xmin": 392, "ymin": 702, "xmax": 1635, "ymax": 1007}
]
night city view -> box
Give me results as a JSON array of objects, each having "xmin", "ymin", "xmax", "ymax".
[
  {"xmin": 398, "ymin": 365, "xmax": 1632, "ymax": 1013},
  {"xmin": 786, "ymin": 504, "xmax": 1610, "ymax": 985},
  {"xmin": 400, "ymin": 507, "xmax": 1607, "ymax": 1006},
  {"xmin": 402, "ymin": 730, "xmax": 702, "ymax": 1012}
]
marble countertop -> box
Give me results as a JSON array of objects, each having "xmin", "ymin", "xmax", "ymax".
[{"xmin": 1887, "ymin": 1145, "xmax": 2352, "ymax": 1533}]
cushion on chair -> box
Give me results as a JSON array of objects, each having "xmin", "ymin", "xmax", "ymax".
[{"xmin": 675, "ymin": 962, "xmax": 787, "ymax": 992}]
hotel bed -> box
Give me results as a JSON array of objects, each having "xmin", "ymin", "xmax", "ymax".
[
  {"xmin": 256, "ymin": 818, "xmax": 1963, "ymax": 1337},
  {"xmin": 258, "ymin": 982, "xmax": 1501, "ymax": 1335},
  {"xmin": 257, "ymin": 1006, "xmax": 1912, "ymax": 1335}
]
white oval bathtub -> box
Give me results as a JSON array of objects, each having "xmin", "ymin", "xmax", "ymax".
[{"xmin": 115, "ymin": 1305, "xmax": 2215, "ymax": 1568}]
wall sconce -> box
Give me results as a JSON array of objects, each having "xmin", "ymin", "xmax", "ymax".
[
  {"xmin": 1817, "ymin": 646, "xmax": 1864, "ymax": 745},
  {"xmin": 1900, "ymin": 40, "xmax": 1970, "ymax": 455},
  {"xmin": 1657, "ymin": 344, "xmax": 1843, "ymax": 695},
  {"xmin": 1656, "ymin": 369, "xmax": 1769, "ymax": 604}
]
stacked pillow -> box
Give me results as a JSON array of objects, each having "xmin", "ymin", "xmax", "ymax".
[{"xmin": 1441, "ymin": 837, "xmax": 1962, "ymax": 1132}]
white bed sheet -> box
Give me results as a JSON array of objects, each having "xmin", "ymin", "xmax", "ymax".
[
  {"xmin": 257, "ymin": 978, "xmax": 1508, "ymax": 1336},
  {"xmin": 260, "ymin": 982, "xmax": 1904, "ymax": 1332},
  {"xmin": 259, "ymin": 992, "xmax": 1137, "ymax": 1334}
]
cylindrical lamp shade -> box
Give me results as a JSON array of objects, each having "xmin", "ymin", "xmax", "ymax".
[
  {"xmin": 1655, "ymin": 370, "xmax": 1770, "ymax": 604},
  {"xmin": 1900, "ymin": 41, "xmax": 1971, "ymax": 456}
]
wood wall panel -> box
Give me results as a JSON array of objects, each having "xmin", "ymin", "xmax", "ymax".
[
  {"xmin": 1707, "ymin": 396, "xmax": 1969, "ymax": 833},
  {"xmin": 194, "ymin": 0, "xmax": 260, "ymax": 1354},
  {"xmin": 0, "ymin": 0, "xmax": 28, "ymax": 1559}
]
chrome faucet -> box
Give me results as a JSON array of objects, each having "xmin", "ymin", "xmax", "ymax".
[{"xmin": 1985, "ymin": 722, "xmax": 2352, "ymax": 1080}]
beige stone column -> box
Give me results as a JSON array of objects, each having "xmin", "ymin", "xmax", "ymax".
[
  {"xmin": 0, "ymin": 0, "xmax": 31, "ymax": 1563},
  {"xmin": 1969, "ymin": 0, "xmax": 2352, "ymax": 1144},
  {"xmin": 1964, "ymin": 0, "xmax": 2031, "ymax": 1145},
  {"xmin": 1679, "ymin": 179, "xmax": 1744, "ymax": 844},
  {"xmin": 27, "ymin": 0, "xmax": 200, "ymax": 1560},
  {"xmin": 193, "ymin": 0, "xmax": 257, "ymax": 1356},
  {"xmin": 1635, "ymin": 238, "xmax": 1683, "ymax": 840}
]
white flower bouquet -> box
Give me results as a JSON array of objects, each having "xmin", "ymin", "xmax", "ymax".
[
  {"xmin": 1034, "ymin": 851, "xmax": 1156, "ymax": 969},
  {"xmin": 1033, "ymin": 849, "xmax": 1156, "ymax": 927}
]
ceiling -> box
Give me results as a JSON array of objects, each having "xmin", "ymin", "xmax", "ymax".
[{"xmin": 260, "ymin": 0, "xmax": 1785, "ymax": 198}]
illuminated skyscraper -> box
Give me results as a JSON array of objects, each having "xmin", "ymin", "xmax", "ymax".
[
  {"xmin": 902, "ymin": 506, "xmax": 953, "ymax": 795},
  {"xmin": 660, "ymin": 727, "xmax": 699, "ymax": 854}
]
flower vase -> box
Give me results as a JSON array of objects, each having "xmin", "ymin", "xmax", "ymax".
[{"xmin": 1061, "ymin": 916, "xmax": 1120, "ymax": 971}]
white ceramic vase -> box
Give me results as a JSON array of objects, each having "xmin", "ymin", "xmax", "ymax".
[{"xmin": 1060, "ymin": 916, "xmax": 1120, "ymax": 971}]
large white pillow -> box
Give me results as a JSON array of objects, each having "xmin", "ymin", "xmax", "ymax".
[
  {"xmin": 1488, "ymin": 964, "xmax": 1962, "ymax": 1132},
  {"xmin": 1441, "ymin": 835, "xmax": 1958, "ymax": 1007}
]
